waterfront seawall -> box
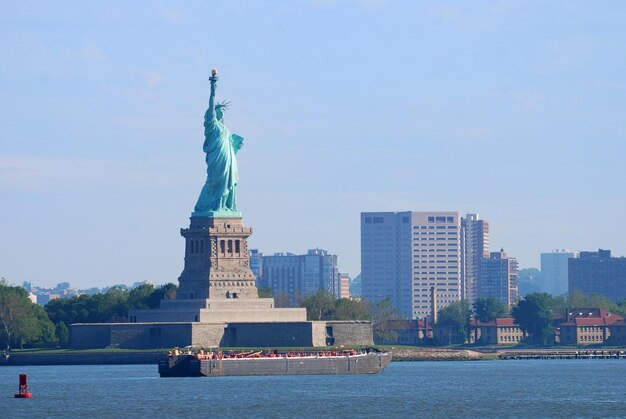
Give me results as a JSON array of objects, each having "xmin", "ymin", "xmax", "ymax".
[
  {"xmin": 3, "ymin": 351, "xmax": 167, "ymax": 366},
  {"xmin": 3, "ymin": 349, "xmax": 488, "ymax": 366},
  {"xmin": 8, "ymin": 348, "xmax": 623, "ymax": 366}
]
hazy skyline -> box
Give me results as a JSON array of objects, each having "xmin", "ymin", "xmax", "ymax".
[{"xmin": 2, "ymin": 1, "xmax": 626, "ymax": 288}]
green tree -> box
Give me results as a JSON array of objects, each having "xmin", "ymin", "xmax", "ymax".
[
  {"xmin": 370, "ymin": 299, "xmax": 400, "ymax": 344},
  {"xmin": 438, "ymin": 300, "xmax": 472, "ymax": 344},
  {"xmin": 334, "ymin": 298, "xmax": 370, "ymax": 321},
  {"xmin": 31, "ymin": 304, "xmax": 57, "ymax": 347},
  {"xmin": 0, "ymin": 285, "xmax": 31, "ymax": 351},
  {"xmin": 566, "ymin": 289, "xmax": 617, "ymax": 312},
  {"xmin": 512, "ymin": 293, "xmax": 555, "ymax": 345},
  {"xmin": 146, "ymin": 283, "xmax": 177, "ymax": 309},
  {"xmin": 0, "ymin": 280, "xmax": 56, "ymax": 351},
  {"xmin": 473, "ymin": 297, "xmax": 507, "ymax": 322},
  {"xmin": 301, "ymin": 290, "xmax": 336, "ymax": 320},
  {"xmin": 56, "ymin": 321, "xmax": 70, "ymax": 347},
  {"xmin": 128, "ymin": 284, "xmax": 155, "ymax": 310}
]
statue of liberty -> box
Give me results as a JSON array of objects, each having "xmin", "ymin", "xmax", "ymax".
[{"xmin": 193, "ymin": 69, "xmax": 244, "ymax": 217}]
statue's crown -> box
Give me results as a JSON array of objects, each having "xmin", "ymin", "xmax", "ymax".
[{"xmin": 216, "ymin": 100, "xmax": 230, "ymax": 110}]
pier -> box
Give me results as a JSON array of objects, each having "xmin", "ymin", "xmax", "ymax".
[{"xmin": 498, "ymin": 349, "xmax": 626, "ymax": 360}]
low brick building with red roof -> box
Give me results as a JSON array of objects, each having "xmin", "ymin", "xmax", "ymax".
[
  {"xmin": 375, "ymin": 319, "xmax": 433, "ymax": 345},
  {"xmin": 558, "ymin": 308, "xmax": 623, "ymax": 345},
  {"xmin": 476, "ymin": 318, "xmax": 524, "ymax": 345}
]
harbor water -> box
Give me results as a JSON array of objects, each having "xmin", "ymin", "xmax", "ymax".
[{"xmin": 2, "ymin": 359, "xmax": 625, "ymax": 418}]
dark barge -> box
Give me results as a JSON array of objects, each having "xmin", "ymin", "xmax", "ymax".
[{"xmin": 159, "ymin": 348, "xmax": 392, "ymax": 377}]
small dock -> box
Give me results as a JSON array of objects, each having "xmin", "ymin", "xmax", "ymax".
[{"xmin": 499, "ymin": 349, "xmax": 626, "ymax": 360}]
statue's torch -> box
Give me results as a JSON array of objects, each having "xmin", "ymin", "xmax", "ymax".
[{"xmin": 210, "ymin": 68, "xmax": 218, "ymax": 83}]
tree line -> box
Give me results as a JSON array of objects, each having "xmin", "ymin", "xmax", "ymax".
[
  {"xmin": 5, "ymin": 277, "xmax": 624, "ymax": 351},
  {"xmin": 0, "ymin": 280, "xmax": 176, "ymax": 351}
]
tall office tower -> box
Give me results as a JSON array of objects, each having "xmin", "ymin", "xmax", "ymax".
[
  {"xmin": 249, "ymin": 249, "xmax": 263, "ymax": 288},
  {"xmin": 261, "ymin": 248, "xmax": 339, "ymax": 305},
  {"xmin": 540, "ymin": 250, "xmax": 577, "ymax": 296},
  {"xmin": 361, "ymin": 211, "xmax": 462, "ymax": 320},
  {"xmin": 479, "ymin": 250, "xmax": 519, "ymax": 305},
  {"xmin": 569, "ymin": 249, "xmax": 626, "ymax": 302},
  {"xmin": 338, "ymin": 273, "xmax": 351, "ymax": 299},
  {"xmin": 461, "ymin": 214, "xmax": 490, "ymax": 303}
]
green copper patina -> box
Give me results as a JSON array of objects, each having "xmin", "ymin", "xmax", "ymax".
[{"xmin": 192, "ymin": 70, "xmax": 243, "ymax": 218}]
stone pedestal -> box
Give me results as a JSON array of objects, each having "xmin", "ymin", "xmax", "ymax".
[
  {"xmin": 130, "ymin": 215, "xmax": 307, "ymax": 323},
  {"xmin": 177, "ymin": 216, "xmax": 258, "ymax": 300}
]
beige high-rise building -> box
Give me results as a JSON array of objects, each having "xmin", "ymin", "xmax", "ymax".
[
  {"xmin": 339, "ymin": 273, "xmax": 350, "ymax": 299},
  {"xmin": 411, "ymin": 212, "xmax": 462, "ymax": 320},
  {"xmin": 361, "ymin": 211, "xmax": 462, "ymax": 320}
]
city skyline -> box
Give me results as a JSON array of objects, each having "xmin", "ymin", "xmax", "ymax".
[{"xmin": 2, "ymin": 1, "xmax": 626, "ymax": 288}]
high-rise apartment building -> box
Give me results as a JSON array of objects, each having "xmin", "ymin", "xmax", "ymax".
[
  {"xmin": 479, "ymin": 250, "xmax": 519, "ymax": 305},
  {"xmin": 540, "ymin": 250, "xmax": 577, "ymax": 296},
  {"xmin": 361, "ymin": 211, "xmax": 462, "ymax": 320},
  {"xmin": 339, "ymin": 273, "xmax": 350, "ymax": 299},
  {"xmin": 461, "ymin": 214, "xmax": 490, "ymax": 303},
  {"xmin": 260, "ymin": 248, "xmax": 339, "ymax": 305},
  {"xmin": 569, "ymin": 249, "xmax": 626, "ymax": 302}
]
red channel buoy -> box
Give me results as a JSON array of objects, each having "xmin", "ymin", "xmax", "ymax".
[{"xmin": 14, "ymin": 374, "xmax": 33, "ymax": 398}]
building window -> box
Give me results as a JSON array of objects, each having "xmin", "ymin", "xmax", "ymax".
[
  {"xmin": 220, "ymin": 240, "xmax": 225, "ymax": 253},
  {"xmin": 235, "ymin": 240, "xmax": 240, "ymax": 254},
  {"xmin": 228, "ymin": 240, "xmax": 233, "ymax": 253}
]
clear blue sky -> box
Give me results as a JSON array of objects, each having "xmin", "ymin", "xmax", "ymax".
[{"xmin": 2, "ymin": 1, "xmax": 626, "ymax": 288}]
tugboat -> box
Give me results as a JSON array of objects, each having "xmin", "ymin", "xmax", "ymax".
[{"xmin": 159, "ymin": 347, "xmax": 392, "ymax": 377}]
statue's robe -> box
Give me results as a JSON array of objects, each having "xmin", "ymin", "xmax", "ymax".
[{"xmin": 194, "ymin": 107, "xmax": 243, "ymax": 213}]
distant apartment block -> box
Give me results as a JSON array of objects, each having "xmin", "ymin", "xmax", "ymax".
[
  {"xmin": 479, "ymin": 250, "xmax": 519, "ymax": 306},
  {"xmin": 339, "ymin": 273, "xmax": 350, "ymax": 299},
  {"xmin": 361, "ymin": 211, "xmax": 462, "ymax": 320},
  {"xmin": 461, "ymin": 214, "xmax": 490, "ymax": 303},
  {"xmin": 260, "ymin": 248, "xmax": 339, "ymax": 304},
  {"xmin": 540, "ymin": 250, "xmax": 577, "ymax": 296},
  {"xmin": 568, "ymin": 249, "xmax": 626, "ymax": 302}
]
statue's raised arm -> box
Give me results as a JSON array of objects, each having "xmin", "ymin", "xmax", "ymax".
[{"xmin": 206, "ymin": 69, "xmax": 218, "ymax": 122}]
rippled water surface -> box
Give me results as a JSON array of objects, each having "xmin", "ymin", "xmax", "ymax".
[{"xmin": 2, "ymin": 360, "xmax": 625, "ymax": 418}]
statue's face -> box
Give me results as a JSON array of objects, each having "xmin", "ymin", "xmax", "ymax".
[{"xmin": 216, "ymin": 107, "xmax": 224, "ymax": 120}]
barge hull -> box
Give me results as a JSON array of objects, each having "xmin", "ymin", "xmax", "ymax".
[{"xmin": 159, "ymin": 353, "xmax": 391, "ymax": 377}]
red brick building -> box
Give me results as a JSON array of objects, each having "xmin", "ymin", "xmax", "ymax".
[
  {"xmin": 558, "ymin": 309, "xmax": 623, "ymax": 345},
  {"xmin": 476, "ymin": 318, "xmax": 524, "ymax": 345}
]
